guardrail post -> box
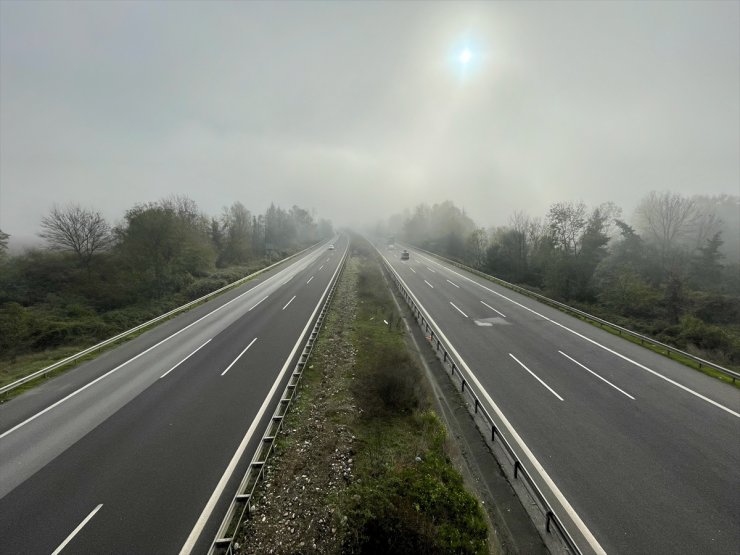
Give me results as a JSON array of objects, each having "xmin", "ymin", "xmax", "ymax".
[
  {"xmin": 474, "ymin": 398, "xmax": 479, "ymax": 413},
  {"xmin": 491, "ymin": 426, "xmax": 495, "ymax": 442},
  {"xmin": 546, "ymin": 511, "xmax": 554, "ymax": 533},
  {"xmin": 514, "ymin": 460, "xmax": 521, "ymax": 479},
  {"xmin": 461, "ymin": 379, "xmax": 466, "ymax": 393}
]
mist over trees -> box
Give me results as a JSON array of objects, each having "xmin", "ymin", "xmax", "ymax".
[
  {"xmin": 379, "ymin": 192, "xmax": 740, "ymax": 365},
  {"xmin": 0, "ymin": 196, "xmax": 333, "ymax": 361}
]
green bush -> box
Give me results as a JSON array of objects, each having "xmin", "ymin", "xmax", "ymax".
[{"xmin": 343, "ymin": 452, "xmax": 488, "ymax": 555}]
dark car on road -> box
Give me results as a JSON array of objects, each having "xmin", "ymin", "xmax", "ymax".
[{"xmin": 400, "ymin": 250, "xmax": 410, "ymax": 260}]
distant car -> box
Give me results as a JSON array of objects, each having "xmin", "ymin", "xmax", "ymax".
[
  {"xmin": 400, "ymin": 250, "xmax": 410, "ymax": 260},
  {"xmin": 328, "ymin": 244, "xmax": 335, "ymax": 250}
]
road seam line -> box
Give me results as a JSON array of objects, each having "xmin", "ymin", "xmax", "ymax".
[{"xmin": 51, "ymin": 504, "xmax": 103, "ymax": 555}]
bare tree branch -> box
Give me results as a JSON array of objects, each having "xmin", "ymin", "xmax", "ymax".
[{"xmin": 39, "ymin": 204, "xmax": 112, "ymax": 267}]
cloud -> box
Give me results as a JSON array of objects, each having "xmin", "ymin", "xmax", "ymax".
[{"xmin": 1, "ymin": 1, "xmax": 738, "ymax": 243}]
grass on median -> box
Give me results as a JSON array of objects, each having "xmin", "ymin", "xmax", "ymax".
[{"xmin": 236, "ymin": 236, "xmax": 488, "ymax": 554}]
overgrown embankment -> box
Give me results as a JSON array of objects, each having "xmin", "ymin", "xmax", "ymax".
[
  {"xmin": 235, "ymin": 237, "xmax": 488, "ymax": 554},
  {"xmin": 0, "ymin": 256, "xmax": 291, "ymax": 392}
]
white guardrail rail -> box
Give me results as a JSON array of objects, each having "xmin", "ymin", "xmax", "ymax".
[
  {"xmin": 379, "ymin": 248, "xmax": 585, "ymax": 555},
  {"xmin": 410, "ymin": 245, "xmax": 739, "ymax": 384},
  {"xmin": 0, "ymin": 242, "xmax": 326, "ymax": 397},
  {"xmin": 208, "ymin": 247, "xmax": 348, "ymax": 555}
]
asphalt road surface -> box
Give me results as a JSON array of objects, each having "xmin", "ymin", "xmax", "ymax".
[
  {"xmin": 0, "ymin": 236, "xmax": 347, "ymax": 554},
  {"xmin": 382, "ymin": 244, "xmax": 739, "ymax": 555}
]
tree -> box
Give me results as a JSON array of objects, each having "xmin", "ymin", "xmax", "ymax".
[
  {"xmin": 465, "ymin": 228, "xmax": 488, "ymax": 269},
  {"xmin": 547, "ymin": 201, "xmax": 587, "ymax": 256},
  {"xmin": 0, "ymin": 229, "xmax": 9, "ymax": 260},
  {"xmin": 635, "ymin": 191, "xmax": 702, "ymax": 277},
  {"xmin": 39, "ymin": 204, "xmax": 112, "ymax": 268},
  {"xmin": 220, "ymin": 202, "xmax": 253, "ymax": 265},
  {"xmin": 689, "ymin": 231, "xmax": 724, "ymax": 290},
  {"xmin": 116, "ymin": 201, "xmax": 215, "ymax": 295}
]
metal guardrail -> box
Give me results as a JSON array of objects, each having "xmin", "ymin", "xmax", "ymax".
[
  {"xmin": 208, "ymin": 247, "xmax": 348, "ymax": 555},
  {"xmin": 380, "ymin": 254, "xmax": 583, "ymax": 555},
  {"xmin": 410, "ymin": 245, "xmax": 740, "ymax": 384},
  {"xmin": 0, "ymin": 241, "xmax": 328, "ymax": 397}
]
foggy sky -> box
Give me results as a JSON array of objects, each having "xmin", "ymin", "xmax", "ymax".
[{"xmin": 1, "ymin": 1, "xmax": 738, "ymax": 246}]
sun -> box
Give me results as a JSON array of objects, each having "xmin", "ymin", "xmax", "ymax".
[{"xmin": 459, "ymin": 48, "xmax": 472, "ymax": 65}]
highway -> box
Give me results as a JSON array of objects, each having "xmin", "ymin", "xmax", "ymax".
[
  {"xmin": 382, "ymin": 244, "xmax": 740, "ymax": 555},
  {"xmin": 0, "ymin": 236, "xmax": 347, "ymax": 554}
]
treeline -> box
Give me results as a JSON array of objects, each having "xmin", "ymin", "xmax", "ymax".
[
  {"xmin": 0, "ymin": 196, "xmax": 332, "ymax": 362},
  {"xmin": 381, "ymin": 193, "xmax": 740, "ymax": 365}
]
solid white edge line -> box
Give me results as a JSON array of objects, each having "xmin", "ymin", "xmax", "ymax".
[
  {"xmin": 248, "ymin": 295, "xmax": 269, "ymax": 311},
  {"xmin": 220, "ymin": 338, "xmax": 258, "ymax": 376},
  {"xmin": 179, "ymin": 245, "xmax": 347, "ymax": 555},
  {"xmin": 161, "ymin": 339, "xmax": 213, "ymax": 379},
  {"xmin": 424, "ymin": 280, "xmax": 434, "ymax": 289},
  {"xmin": 509, "ymin": 353, "xmax": 564, "ymax": 401},
  {"xmin": 0, "ymin": 284, "xmax": 260, "ymax": 439},
  {"xmin": 446, "ymin": 279, "xmax": 460, "ymax": 288},
  {"xmin": 380, "ymin": 250, "xmax": 606, "ymax": 555},
  {"xmin": 282, "ymin": 296, "xmax": 297, "ymax": 311},
  {"xmin": 1, "ymin": 246, "xmax": 331, "ymax": 439},
  {"xmin": 50, "ymin": 503, "xmax": 103, "ymax": 555},
  {"xmin": 414, "ymin": 251, "xmax": 740, "ymax": 419},
  {"xmin": 307, "ymin": 276, "xmax": 314, "ymax": 284},
  {"xmin": 449, "ymin": 301, "xmax": 469, "ymax": 318},
  {"xmin": 559, "ymin": 351, "xmax": 635, "ymax": 400},
  {"xmin": 480, "ymin": 300, "xmax": 506, "ymax": 318}
]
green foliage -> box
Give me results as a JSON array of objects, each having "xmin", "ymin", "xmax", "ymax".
[
  {"xmin": 0, "ymin": 302, "xmax": 28, "ymax": 360},
  {"xmin": 346, "ymin": 239, "xmax": 489, "ymax": 553},
  {"xmin": 1, "ymin": 196, "xmax": 331, "ymax": 371},
  {"xmin": 389, "ymin": 194, "xmax": 740, "ymax": 368},
  {"xmin": 343, "ymin": 449, "xmax": 488, "ymax": 555}
]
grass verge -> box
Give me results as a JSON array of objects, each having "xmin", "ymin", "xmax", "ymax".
[
  {"xmin": 419, "ymin": 250, "xmax": 739, "ymax": 388},
  {"xmin": 0, "ymin": 252, "xmax": 307, "ymax": 400},
  {"xmin": 235, "ymin": 236, "xmax": 488, "ymax": 554}
]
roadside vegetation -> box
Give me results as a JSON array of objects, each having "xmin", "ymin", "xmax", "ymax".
[
  {"xmin": 379, "ymin": 192, "xmax": 740, "ymax": 376},
  {"xmin": 0, "ymin": 196, "xmax": 333, "ymax": 389},
  {"xmin": 236, "ymin": 235, "xmax": 488, "ymax": 554}
]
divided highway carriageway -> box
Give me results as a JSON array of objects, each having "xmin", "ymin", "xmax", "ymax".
[
  {"xmin": 0, "ymin": 236, "xmax": 347, "ymax": 554},
  {"xmin": 382, "ymin": 245, "xmax": 739, "ymax": 555}
]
